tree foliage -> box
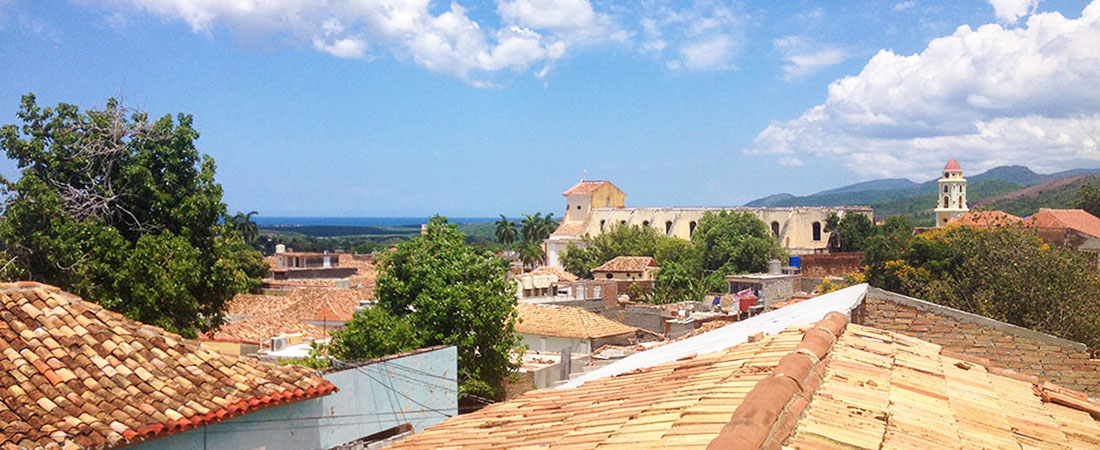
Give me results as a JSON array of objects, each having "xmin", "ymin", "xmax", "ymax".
[
  {"xmin": 864, "ymin": 224, "xmax": 1100, "ymax": 351},
  {"xmin": 561, "ymin": 212, "xmax": 783, "ymax": 304},
  {"xmin": 824, "ymin": 212, "xmax": 877, "ymax": 253},
  {"xmin": 0, "ymin": 94, "xmax": 267, "ymax": 336},
  {"xmin": 494, "ymin": 214, "xmax": 518, "ymax": 246},
  {"xmin": 1075, "ymin": 180, "xmax": 1100, "ymax": 218},
  {"xmin": 328, "ymin": 216, "xmax": 520, "ymax": 398}
]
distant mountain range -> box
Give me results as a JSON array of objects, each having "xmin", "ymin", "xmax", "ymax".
[{"xmin": 745, "ymin": 165, "xmax": 1100, "ymax": 225}]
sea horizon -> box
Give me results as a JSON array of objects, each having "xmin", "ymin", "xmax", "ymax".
[{"xmin": 255, "ymin": 216, "xmax": 502, "ymax": 227}]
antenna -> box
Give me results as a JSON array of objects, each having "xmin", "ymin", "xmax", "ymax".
[{"xmin": 583, "ymin": 169, "xmax": 588, "ymax": 181}]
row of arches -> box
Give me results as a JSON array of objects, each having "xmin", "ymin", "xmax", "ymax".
[
  {"xmin": 599, "ymin": 219, "xmax": 698, "ymax": 237},
  {"xmin": 596, "ymin": 218, "xmax": 824, "ymax": 243}
]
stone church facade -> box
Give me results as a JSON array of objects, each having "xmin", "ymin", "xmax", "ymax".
[{"xmin": 546, "ymin": 180, "xmax": 874, "ymax": 267}]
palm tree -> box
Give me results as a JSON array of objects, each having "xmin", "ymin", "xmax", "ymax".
[
  {"xmin": 518, "ymin": 241, "xmax": 544, "ymax": 269},
  {"xmin": 495, "ymin": 214, "xmax": 518, "ymax": 246},
  {"xmin": 521, "ymin": 213, "xmax": 542, "ymax": 243},
  {"xmin": 227, "ymin": 210, "xmax": 260, "ymax": 244},
  {"xmin": 538, "ymin": 213, "xmax": 556, "ymax": 241}
]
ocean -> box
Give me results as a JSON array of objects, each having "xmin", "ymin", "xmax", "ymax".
[{"xmin": 254, "ymin": 216, "xmax": 499, "ymax": 227}]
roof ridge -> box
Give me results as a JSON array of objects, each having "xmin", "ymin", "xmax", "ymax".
[{"xmin": 706, "ymin": 311, "xmax": 849, "ymax": 450}]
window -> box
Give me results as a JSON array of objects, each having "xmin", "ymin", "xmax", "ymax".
[
  {"xmin": 689, "ymin": 221, "xmax": 697, "ymax": 237},
  {"xmin": 576, "ymin": 205, "xmax": 581, "ymax": 210},
  {"xmin": 944, "ymin": 172, "xmax": 949, "ymax": 178},
  {"xmin": 958, "ymin": 195, "xmax": 964, "ymax": 207},
  {"xmin": 620, "ymin": 220, "xmax": 627, "ymax": 225},
  {"xmin": 943, "ymin": 195, "xmax": 949, "ymax": 207},
  {"xmin": 605, "ymin": 273, "xmax": 614, "ymax": 279},
  {"xmin": 665, "ymin": 221, "xmax": 673, "ymax": 235},
  {"xmin": 605, "ymin": 198, "xmax": 610, "ymax": 207},
  {"xmin": 812, "ymin": 222, "xmax": 821, "ymax": 241},
  {"xmin": 642, "ymin": 220, "xmax": 649, "ymax": 227},
  {"xmin": 770, "ymin": 221, "xmax": 780, "ymax": 237},
  {"xmin": 943, "ymin": 186, "xmax": 948, "ymax": 193},
  {"xmin": 599, "ymin": 220, "xmax": 606, "ymax": 230}
]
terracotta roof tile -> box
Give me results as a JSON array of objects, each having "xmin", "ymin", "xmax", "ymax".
[
  {"xmin": 944, "ymin": 158, "xmax": 962, "ymax": 171},
  {"xmin": 591, "ymin": 256, "xmax": 658, "ymax": 273},
  {"xmin": 211, "ymin": 288, "xmax": 372, "ymax": 343},
  {"xmin": 948, "ymin": 210, "xmax": 1023, "ymax": 227},
  {"xmin": 529, "ymin": 266, "xmax": 579, "ymax": 282},
  {"xmin": 389, "ymin": 313, "xmax": 1100, "ymax": 450},
  {"xmin": 516, "ymin": 303, "xmax": 638, "ymax": 340},
  {"xmin": 552, "ymin": 222, "xmax": 586, "ymax": 237},
  {"xmin": 1025, "ymin": 208, "xmax": 1100, "ymax": 238},
  {"xmin": 0, "ymin": 282, "xmax": 336, "ymax": 449},
  {"xmin": 562, "ymin": 180, "xmax": 610, "ymax": 196}
]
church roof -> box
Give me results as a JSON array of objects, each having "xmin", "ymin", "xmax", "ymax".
[
  {"xmin": 944, "ymin": 158, "xmax": 962, "ymax": 171},
  {"xmin": 563, "ymin": 180, "xmax": 612, "ymax": 196},
  {"xmin": 949, "ymin": 210, "xmax": 1023, "ymax": 228}
]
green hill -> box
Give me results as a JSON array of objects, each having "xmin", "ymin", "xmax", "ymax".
[{"xmin": 978, "ymin": 175, "xmax": 1100, "ymax": 217}]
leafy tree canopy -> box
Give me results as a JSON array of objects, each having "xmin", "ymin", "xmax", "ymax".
[
  {"xmin": 561, "ymin": 212, "xmax": 783, "ymax": 304},
  {"xmin": 0, "ymin": 94, "xmax": 267, "ymax": 337},
  {"xmin": 328, "ymin": 216, "xmax": 520, "ymax": 398},
  {"xmin": 1075, "ymin": 180, "xmax": 1100, "ymax": 218},
  {"xmin": 824, "ymin": 212, "xmax": 877, "ymax": 253},
  {"xmin": 864, "ymin": 224, "xmax": 1100, "ymax": 351}
]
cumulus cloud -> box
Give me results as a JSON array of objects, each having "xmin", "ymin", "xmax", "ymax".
[
  {"xmin": 773, "ymin": 36, "xmax": 849, "ymax": 80},
  {"xmin": 893, "ymin": 1, "xmax": 916, "ymax": 12},
  {"xmin": 746, "ymin": 1, "xmax": 1100, "ymax": 178},
  {"xmin": 638, "ymin": 0, "xmax": 744, "ymax": 71},
  {"xmin": 98, "ymin": 0, "xmax": 612, "ymax": 85},
  {"xmin": 988, "ymin": 0, "xmax": 1040, "ymax": 23}
]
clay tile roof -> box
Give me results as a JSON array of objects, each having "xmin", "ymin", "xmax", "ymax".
[
  {"xmin": 0, "ymin": 282, "xmax": 337, "ymax": 449},
  {"xmin": 562, "ymin": 180, "xmax": 610, "ymax": 196},
  {"xmin": 388, "ymin": 312, "xmax": 1100, "ymax": 450},
  {"xmin": 210, "ymin": 288, "xmax": 371, "ymax": 343},
  {"xmin": 515, "ymin": 303, "xmax": 638, "ymax": 339},
  {"xmin": 944, "ymin": 158, "xmax": 962, "ymax": 171},
  {"xmin": 949, "ymin": 210, "xmax": 1023, "ymax": 227},
  {"xmin": 1025, "ymin": 209, "xmax": 1100, "ymax": 238},
  {"xmin": 591, "ymin": 256, "xmax": 659, "ymax": 273},
  {"xmin": 529, "ymin": 266, "xmax": 579, "ymax": 282},
  {"xmin": 552, "ymin": 222, "xmax": 586, "ymax": 237}
]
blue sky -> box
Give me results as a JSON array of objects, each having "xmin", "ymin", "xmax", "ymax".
[{"xmin": 1, "ymin": 0, "xmax": 1097, "ymax": 217}]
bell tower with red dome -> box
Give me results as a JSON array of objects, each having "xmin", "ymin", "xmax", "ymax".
[{"xmin": 934, "ymin": 158, "xmax": 968, "ymax": 227}]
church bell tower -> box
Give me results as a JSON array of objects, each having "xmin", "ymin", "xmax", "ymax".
[{"xmin": 934, "ymin": 158, "xmax": 968, "ymax": 227}]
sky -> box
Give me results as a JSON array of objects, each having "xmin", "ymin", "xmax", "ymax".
[{"xmin": 0, "ymin": 0, "xmax": 1098, "ymax": 217}]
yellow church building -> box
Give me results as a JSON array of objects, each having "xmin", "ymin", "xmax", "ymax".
[{"xmin": 545, "ymin": 180, "xmax": 874, "ymax": 267}]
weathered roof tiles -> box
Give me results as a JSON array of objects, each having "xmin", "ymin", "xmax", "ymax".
[{"xmin": 0, "ymin": 282, "xmax": 336, "ymax": 449}]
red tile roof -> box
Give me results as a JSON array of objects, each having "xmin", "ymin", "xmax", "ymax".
[
  {"xmin": 944, "ymin": 158, "xmax": 961, "ymax": 171},
  {"xmin": 210, "ymin": 288, "xmax": 371, "ymax": 343},
  {"xmin": 949, "ymin": 210, "xmax": 1023, "ymax": 227},
  {"xmin": 562, "ymin": 180, "xmax": 611, "ymax": 196},
  {"xmin": 515, "ymin": 303, "xmax": 638, "ymax": 339},
  {"xmin": 0, "ymin": 282, "xmax": 337, "ymax": 449},
  {"xmin": 529, "ymin": 266, "xmax": 579, "ymax": 282},
  {"xmin": 552, "ymin": 222, "xmax": 586, "ymax": 237},
  {"xmin": 388, "ymin": 313, "xmax": 1100, "ymax": 449},
  {"xmin": 1025, "ymin": 208, "xmax": 1100, "ymax": 238},
  {"xmin": 591, "ymin": 256, "xmax": 658, "ymax": 273}
]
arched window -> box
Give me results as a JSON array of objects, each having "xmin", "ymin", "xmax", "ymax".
[
  {"xmin": 665, "ymin": 221, "xmax": 673, "ymax": 235},
  {"xmin": 943, "ymin": 186, "xmax": 948, "ymax": 193},
  {"xmin": 770, "ymin": 221, "xmax": 780, "ymax": 237},
  {"xmin": 620, "ymin": 220, "xmax": 626, "ymax": 225},
  {"xmin": 599, "ymin": 220, "xmax": 606, "ymax": 230},
  {"xmin": 689, "ymin": 221, "xmax": 697, "ymax": 237},
  {"xmin": 958, "ymin": 196, "xmax": 964, "ymax": 207},
  {"xmin": 943, "ymin": 196, "xmax": 949, "ymax": 208},
  {"xmin": 812, "ymin": 222, "xmax": 822, "ymax": 241},
  {"xmin": 642, "ymin": 220, "xmax": 650, "ymax": 227}
]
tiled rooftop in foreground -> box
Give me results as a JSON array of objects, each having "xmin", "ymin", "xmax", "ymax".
[
  {"xmin": 389, "ymin": 311, "xmax": 1100, "ymax": 449},
  {"xmin": 516, "ymin": 303, "xmax": 638, "ymax": 339},
  {"xmin": 0, "ymin": 282, "xmax": 336, "ymax": 449}
]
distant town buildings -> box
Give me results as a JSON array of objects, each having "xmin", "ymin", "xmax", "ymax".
[
  {"xmin": 590, "ymin": 256, "xmax": 659, "ymax": 281},
  {"xmin": 545, "ymin": 180, "xmax": 874, "ymax": 266},
  {"xmin": 935, "ymin": 158, "xmax": 969, "ymax": 227}
]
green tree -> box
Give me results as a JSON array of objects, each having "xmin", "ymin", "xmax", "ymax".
[
  {"xmin": 824, "ymin": 212, "xmax": 877, "ymax": 253},
  {"xmin": 518, "ymin": 240, "xmax": 544, "ymax": 269},
  {"xmin": 692, "ymin": 211, "xmax": 784, "ymax": 291},
  {"xmin": 0, "ymin": 94, "xmax": 267, "ymax": 336},
  {"xmin": 864, "ymin": 225, "xmax": 1100, "ymax": 351},
  {"xmin": 329, "ymin": 306, "xmax": 421, "ymax": 360},
  {"xmin": 560, "ymin": 223, "xmax": 662, "ymax": 278},
  {"xmin": 1074, "ymin": 180, "xmax": 1100, "ymax": 218},
  {"xmin": 520, "ymin": 212, "xmax": 556, "ymax": 244},
  {"xmin": 226, "ymin": 210, "xmax": 260, "ymax": 245},
  {"xmin": 328, "ymin": 216, "xmax": 520, "ymax": 398},
  {"xmin": 494, "ymin": 214, "xmax": 518, "ymax": 246}
]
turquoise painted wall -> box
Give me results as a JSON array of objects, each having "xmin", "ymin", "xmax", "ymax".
[{"xmin": 132, "ymin": 346, "xmax": 457, "ymax": 450}]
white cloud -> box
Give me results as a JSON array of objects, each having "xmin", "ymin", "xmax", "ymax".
[
  {"xmin": 638, "ymin": 0, "xmax": 744, "ymax": 72},
  {"xmin": 893, "ymin": 1, "xmax": 916, "ymax": 12},
  {"xmin": 773, "ymin": 36, "xmax": 849, "ymax": 80},
  {"xmin": 746, "ymin": 1, "xmax": 1100, "ymax": 178},
  {"xmin": 988, "ymin": 0, "xmax": 1040, "ymax": 23},
  {"xmin": 97, "ymin": 0, "xmax": 591, "ymax": 85},
  {"xmin": 778, "ymin": 156, "xmax": 805, "ymax": 166}
]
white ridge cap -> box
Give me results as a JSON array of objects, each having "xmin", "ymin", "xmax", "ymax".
[{"xmin": 557, "ymin": 283, "xmax": 868, "ymax": 389}]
